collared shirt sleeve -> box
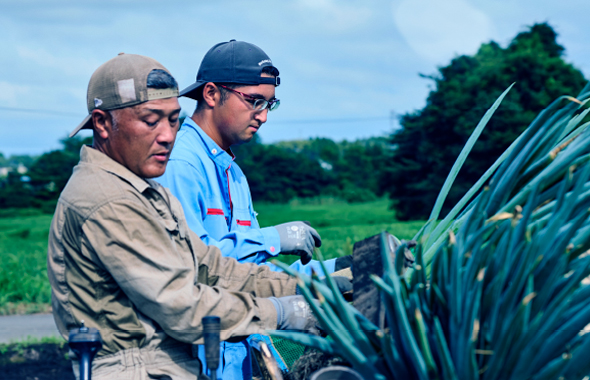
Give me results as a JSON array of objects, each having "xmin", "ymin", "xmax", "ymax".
[
  {"xmin": 262, "ymin": 258, "xmax": 337, "ymax": 276},
  {"xmin": 158, "ymin": 159, "xmax": 281, "ymax": 262},
  {"xmin": 81, "ymin": 196, "xmax": 296, "ymax": 344}
]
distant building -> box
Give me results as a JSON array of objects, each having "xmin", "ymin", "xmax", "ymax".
[
  {"xmin": 17, "ymin": 163, "xmax": 28, "ymax": 174},
  {"xmin": 0, "ymin": 163, "xmax": 29, "ymax": 178},
  {"xmin": 319, "ymin": 159, "xmax": 333, "ymax": 171}
]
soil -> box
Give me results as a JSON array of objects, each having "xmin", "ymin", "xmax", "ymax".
[
  {"xmin": 0, "ymin": 342, "xmax": 75, "ymax": 380},
  {"xmin": 0, "ymin": 343, "xmax": 351, "ymax": 380},
  {"xmin": 283, "ymin": 349, "xmax": 350, "ymax": 380}
]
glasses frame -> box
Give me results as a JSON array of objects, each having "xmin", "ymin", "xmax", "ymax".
[{"xmin": 217, "ymin": 84, "xmax": 280, "ymax": 112}]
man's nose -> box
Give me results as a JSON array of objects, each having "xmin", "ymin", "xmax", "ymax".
[
  {"xmin": 157, "ymin": 121, "xmax": 176, "ymax": 145},
  {"xmin": 254, "ymin": 108, "xmax": 268, "ymax": 124}
]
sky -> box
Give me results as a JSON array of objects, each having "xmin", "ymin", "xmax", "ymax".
[{"xmin": 1, "ymin": 0, "xmax": 589, "ymax": 156}]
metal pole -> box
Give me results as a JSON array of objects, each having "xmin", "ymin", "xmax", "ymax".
[
  {"xmin": 68, "ymin": 320, "xmax": 102, "ymax": 380},
  {"xmin": 202, "ymin": 316, "xmax": 220, "ymax": 380}
]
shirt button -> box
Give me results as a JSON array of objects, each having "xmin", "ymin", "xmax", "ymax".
[
  {"xmin": 270, "ymin": 246, "xmax": 275, "ymax": 253},
  {"xmin": 211, "ymin": 148, "xmax": 217, "ymax": 154}
]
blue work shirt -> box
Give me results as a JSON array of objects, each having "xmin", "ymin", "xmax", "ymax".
[{"xmin": 156, "ymin": 118, "xmax": 335, "ymax": 379}]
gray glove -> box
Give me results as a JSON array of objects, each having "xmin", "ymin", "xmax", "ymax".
[
  {"xmin": 274, "ymin": 222, "xmax": 322, "ymax": 265},
  {"xmin": 297, "ymin": 276, "xmax": 353, "ymax": 302},
  {"xmin": 270, "ymin": 295, "xmax": 320, "ymax": 334}
]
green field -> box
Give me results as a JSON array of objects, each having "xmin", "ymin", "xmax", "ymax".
[
  {"xmin": 0, "ymin": 199, "xmax": 423, "ymax": 315},
  {"xmin": 0, "ymin": 211, "xmax": 54, "ymax": 315},
  {"xmin": 255, "ymin": 198, "xmax": 424, "ymax": 264}
]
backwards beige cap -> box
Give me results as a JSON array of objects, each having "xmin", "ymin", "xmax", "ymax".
[{"xmin": 70, "ymin": 53, "xmax": 179, "ymax": 137}]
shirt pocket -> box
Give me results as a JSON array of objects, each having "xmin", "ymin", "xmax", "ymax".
[
  {"xmin": 203, "ymin": 205, "xmax": 228, "ymax": 234},
  {"xmin": 233, "ymin": 207, "xmax": 253, "ymax": 232}
]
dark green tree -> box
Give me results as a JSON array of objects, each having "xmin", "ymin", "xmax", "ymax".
[
  {"xmin": 0, "ymin": 135, "xmax": 92, "ymax": 211},
  {"xmin": 234, "ymin": 136, "xmax": 332, "ymax": 202},
  {"xmin": 27, "ymin": 136, "xmax": 92, "ymax": 211},
  {"xmin": 0, "ymin": 171, "xmax": 34, "ymax": 208},
  {"xmin": 381, "ymin": 23, "xmax": 587, "ymax": 220},
  {"xmin": 234, "ymin": 135, "xmax": 391, "ymax": 203}
]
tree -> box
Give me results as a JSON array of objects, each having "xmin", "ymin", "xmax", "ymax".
[
  {"xmin": 380, "ymin": 23, "xmax": 587, "ymax": 220},
  {"xmin": 234, "ymin": 136, "xmax": 332, "ymax": 202},
  {"xmin": 28, "ymin": 136, "xmax": 92, "ymax": 210},
  {"xmin": 234, "ymin": 136, "xmax": 391, "ymax": 203},
  {"xmin": 0, "ymin": 171, "xmax": 34, "ymax": 208},
  {"xmin": 0, "ymin": 135, "xmax": 92, "ymax": 211}
]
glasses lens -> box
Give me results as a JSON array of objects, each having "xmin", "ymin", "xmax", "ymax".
[
  {"xmin": 269, "ymin": 99, "xmax": 280, "ymax": 111},
  {"xmin": 253, "ymin": 99, "xmax": 268, "ymax": 111}
]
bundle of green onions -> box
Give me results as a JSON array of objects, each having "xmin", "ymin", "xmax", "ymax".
[{"xmin": 272, "ymin": 82, "xmax": 590, "ymax": 379}]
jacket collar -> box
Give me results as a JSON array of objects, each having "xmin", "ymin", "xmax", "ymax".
[
  {"xmin": 80, "ymin": 145, "xmax": 153, "ymax": 193},
  {"xmin": 182, "ymin": 117, "xmax": 235, "ymax": 169}
]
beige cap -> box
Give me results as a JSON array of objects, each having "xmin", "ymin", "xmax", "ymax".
[{"xmin": 70, "ymin": 53, "xmax": 179, "ymax": 137}]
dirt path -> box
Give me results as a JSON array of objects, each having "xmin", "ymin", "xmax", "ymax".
[{"xmin": 0, "ymin": 313, "xmax": 61, "ymax": 344}]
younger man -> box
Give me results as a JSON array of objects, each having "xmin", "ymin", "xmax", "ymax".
[{"xmin": 157, "ymin": 40, "xmax": 350, "ymax": 379}]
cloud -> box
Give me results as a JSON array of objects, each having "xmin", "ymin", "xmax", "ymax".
[
  {"xmin": 393, "ymin": 0, "xmax": 495, "ymax": 64},
  {"xmin": 292, "ymin": 0, "xmax": 373, "ymax": 34},
  {"xmin": 0, "ymin": 82, "xmax": 31, "ymax": 106},
  {"xmin": 16, "ymin": 46, "xmax": 101, "ymax": 79},
  {"xmin": 1, "ymin": 0, "xmax": 588, "ymax": 155}
]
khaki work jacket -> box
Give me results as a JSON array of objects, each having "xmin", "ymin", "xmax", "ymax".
[{"xmin": 47, "ymin": 146, "xmax": 297, "ymax": 358}]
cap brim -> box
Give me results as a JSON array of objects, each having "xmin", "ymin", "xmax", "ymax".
[
  {"xmin": 179, "ymin": 81, "xmax": 208, "ymax": 100},
  {"xmin": 69, "ymin": 114, "xmax": 92, "ymax": 138}
]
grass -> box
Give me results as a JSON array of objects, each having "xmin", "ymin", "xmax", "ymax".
[
  {"xmin": 0, "ymin": 337, "xmax": 73, "ymax": 379},
  {"xmin": 256, "ymin": 198, "xmax": 424, "ymax": 264},
  {"xmin": 0, "ymin": 199, "xmax": 423, "ymax": 315},
  {"xmin": 0, "ymin": 213, "xmax": 53, "ymax": 315},
  {"xmin": 0, "ymin": 335, "xmax": 65, "ymax": 354}
]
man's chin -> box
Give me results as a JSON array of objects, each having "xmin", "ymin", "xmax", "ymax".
[
  {"xmin": 139, "ymin": 163, "xmax": 168, "ymax": 179},
  {"xmin": 241, "ymin": 134, "xmax": 255, "ymax": 144}
]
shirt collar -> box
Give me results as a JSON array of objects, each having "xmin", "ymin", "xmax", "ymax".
[
  {"xmin": 80, "ymin": 145, "xmax": 153, "ymax": 193},
  {"xmin": 182, "ymin": 117, "xmax": 235, "ymax": 168}
]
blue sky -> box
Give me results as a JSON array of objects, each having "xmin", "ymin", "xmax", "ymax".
[{"xmin": 1, "ymin": 0, "xmax": 589, "ymax": 156}]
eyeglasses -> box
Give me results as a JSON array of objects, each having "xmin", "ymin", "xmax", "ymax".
[{"xmin": 218, "ymin": 84, "xmax": 280, "ymax": 112}]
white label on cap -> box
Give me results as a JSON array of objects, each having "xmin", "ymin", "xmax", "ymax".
[
  {"xmin": 94, "ymin": 98, "xmax": 103, "ymax": 108},
  {"xmin": 258, "ymin": 59, "xmax": 272, "ymax": 66},
  {"xmin": 117, "ymin": 79, "xmax": 136, "ymax": 103}
]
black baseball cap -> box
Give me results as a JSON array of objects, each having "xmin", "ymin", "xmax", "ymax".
[{"xmin": 180, "ymin": 40, "xmax": 280, "ymax": 100}]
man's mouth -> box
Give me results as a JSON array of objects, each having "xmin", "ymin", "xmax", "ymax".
[{"xmin": 153, "ymin": 151, "xmax": 169, "ymax": 161}]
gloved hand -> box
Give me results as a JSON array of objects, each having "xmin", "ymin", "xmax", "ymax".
[
  {"xmin": 328, "ymin": 276, "xmax": 352, "ymax": 295},
  {"xmin": 270, "ymin": 295, "xmax": 320, "ymax": 334},
  {"xmin": 334, "ymin": 255, "xmax": 353, "ymax": 272},
  {"xmin": 296, "ymin": 276, "xmax": 351, "ymax": 294},
  {"xmin": 274, "ymin": 222, "xmax": 322, "ymax": 265}
]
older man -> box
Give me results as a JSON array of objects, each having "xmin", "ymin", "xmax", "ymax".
[{"xmin": 47, "ymin": 53, "xmax": 318, "ymax": 380}]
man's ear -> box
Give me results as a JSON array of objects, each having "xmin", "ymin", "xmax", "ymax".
[
  {"xmin": 91, "ymin": 109, "xmax": 111, "ymax": 140},
  {"xmin": 202, "ymin": 82, "xmax": 220, "ymax": 108}
]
